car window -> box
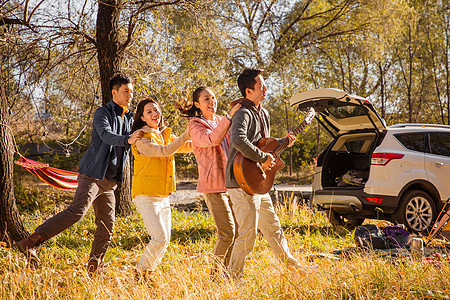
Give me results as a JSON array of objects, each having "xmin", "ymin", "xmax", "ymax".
[
  {"xmin": 332, "ymin": 132, "xmax": 376, "ymax": 153},
  {"xmin": 344, "ymin": 140, "xmax": 365, "ymax": 153},
  {"xmin": 394, "ymin": 133, "xmax": 427, "ymax": 152},
  {"xmin": 326, "ymin": 105, "xmax": 367, "ymax": 119},
  {"xmin": 429, "ymin": 132, "xmax": 450, "ymax": 157}
]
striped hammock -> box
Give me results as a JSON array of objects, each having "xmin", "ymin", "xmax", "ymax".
[{"xmin": 15, "ymin": 156, "xmax": 78, "ymax": 189}]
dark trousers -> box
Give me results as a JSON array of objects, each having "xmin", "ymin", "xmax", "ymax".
[{"xmin": 35, "ymin": 173, "xmax": 117, "ymax": 261}]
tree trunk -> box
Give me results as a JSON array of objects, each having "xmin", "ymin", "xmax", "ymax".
[
  {"xmin": 96, "ymin": 0, "xmax": 133, "ymax": 217},
  {"xmin": 284, "ymin": 101, "xmax": 292, "ymax": 176},
  {"xmin": 97, "ymin": 0, "xmax": 123, "ymax": 105},
  {"xmin": 407, "ymin": 27, "xmax": 413, "ymax": 123},
  {"xmin": 114, "ymin": 158, "xmax": 133, "ymax": 216},
  {"xmin": 0, "ymin": 80, "xmax": 29, "ymax": 245},
  {"xmin": 378, "ymin": 62, "xmax": 385, "ymax": 119},
  {"xmin": 445, "ymin": 13, "xmax": 450, "ymax": 125}
]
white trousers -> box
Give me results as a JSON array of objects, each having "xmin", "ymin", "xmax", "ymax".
[
  {"xmin": 134, "ymin": 195, "xmax": 171, "ymax": 272},
  {"xmin": 228, "ymin": 188, "xmax": 299, "ymax": 277}
]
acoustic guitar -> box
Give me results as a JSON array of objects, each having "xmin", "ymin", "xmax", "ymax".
[{"xmin": 233, "ymin": 107, "xmax": 315, "ymax": 195}]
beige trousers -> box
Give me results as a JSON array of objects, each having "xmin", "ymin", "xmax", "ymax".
[
  {"xmin": 134, "ymin": 195, "xmax": 171, "ymax": 272},
  {"xmin": 203, "ymin": 193, "xmax": 237, "ymax": 267},
  {"xmin": 228, "ymin": 188, "xmax": 299, "ymax": 277}
]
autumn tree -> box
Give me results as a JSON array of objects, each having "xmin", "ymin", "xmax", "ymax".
[
  {"xmin": 213, "ymin": 0, "xmax": 370, "ymax": 172},
  {"xmin": 0, "ymin": 0, "xmax": 208, "ymax": 243},
  {"xmin": 0, "ymin": 0, "xmax": 45, "ymax": 244},
  {"xmin": 30, "ymin": 0, "xmax": 206, "ymax": 216},
  {"xmin": 423, "ymin": 0, "xmax": 450, "ymax": 125},
  {"xmin": 95, "ymin": 0, "xmax": 210, "ymax": 215}
]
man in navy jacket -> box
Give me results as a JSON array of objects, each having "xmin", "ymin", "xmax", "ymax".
[{"xmin": 16, "ymin": 74, "xmax": 142, "ymax": 274}]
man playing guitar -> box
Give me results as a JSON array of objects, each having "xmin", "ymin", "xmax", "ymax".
[{"xmin": 225, "ymin": 67, "xmax": 306, "ymax": 279}]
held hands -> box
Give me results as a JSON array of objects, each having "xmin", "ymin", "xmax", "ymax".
[
  {"xmin": 128, "ymin": 130, "xmax": 143, "ymax": 144},
  {"xmin": 285, "ymin": 132, "xmax": 296, "ymax": 147}
]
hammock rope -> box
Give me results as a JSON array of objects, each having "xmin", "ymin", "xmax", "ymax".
[
  {"xmin": 2, "ymin": 118, "xmax": 81, "ymax": 190},
  {"xmin": 4, "ymin": 39, "xmax": 90, "ymax": 191}
]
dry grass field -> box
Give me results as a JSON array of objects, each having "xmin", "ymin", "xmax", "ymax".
[{"xmin": 1, "ymin": 186, "xmax": 449, "ymax": 299}]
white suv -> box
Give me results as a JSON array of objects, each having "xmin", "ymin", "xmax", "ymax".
[{"xmin": 290, "ymin": 88, "xmax": 450, "ymax": 233}]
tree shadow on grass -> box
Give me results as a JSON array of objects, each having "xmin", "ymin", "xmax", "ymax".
[
  {"xmin": 112, "ymin": 227, "xmax": 216, "ymax": 249},
  {"xmin": 281, "ymin": 223, "xmax": 347, "ymax": 237},
  {"xmin": 114, "ymin": 234, "xmax": 150, "ymax": 250},
  {"xmin": 170, "ymin": 227, "xmax": 215, "ymax": 246},
  {"xmin": 55, "ymin": 232, "xmax": 151, "ymax": 251},
  {"xmin": 53, "ymin": 224, "xmax": 340, "ymax": 252},
  {"xmin": 53, "ymin": 236, "xmax": 92, "ymax": 250}
]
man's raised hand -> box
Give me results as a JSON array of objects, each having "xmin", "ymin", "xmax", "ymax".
[{"xmin": 128, "ymin": 130, "xmax": 143, "ymax": 144}]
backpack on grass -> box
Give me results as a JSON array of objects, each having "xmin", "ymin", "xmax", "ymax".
[
  {"xmin": 382, "ymin": 225, "xmax": 410, "ymax": 248},
  {"xmin": 354, "ymin": 224, "xmax": 410, "ymax": 250}
]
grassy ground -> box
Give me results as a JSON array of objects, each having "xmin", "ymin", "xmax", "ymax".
[{"xmin": 1, "ymin": 192, "xmax": 450, "ymax": 299}]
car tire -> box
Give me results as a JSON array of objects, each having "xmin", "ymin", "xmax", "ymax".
[
  {"xmin": 393, "ymin": 190, "xmax": 437, "ymax": 233},
  {"xmin": 326, "ymin": 210, "xmax": 365, "ymax": 232}
]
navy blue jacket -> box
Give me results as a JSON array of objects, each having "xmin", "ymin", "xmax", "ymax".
[{"xmin": 78, "ymin": 100, "xmax": 133, "ymax": 182}]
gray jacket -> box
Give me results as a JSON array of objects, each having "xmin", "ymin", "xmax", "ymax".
[{"xmin": 225, "ymin": 104, "xmax": 271, "ymax": 188}]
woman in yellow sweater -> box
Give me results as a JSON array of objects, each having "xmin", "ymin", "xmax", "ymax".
[{"xmin": 131, "ymin": 98, "xmax": 192, "ymax": 277}]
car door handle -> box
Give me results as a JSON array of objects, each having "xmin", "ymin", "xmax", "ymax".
[{"xmin": 433, "ymin": 162, "xmax": 444, "ymax": 167}]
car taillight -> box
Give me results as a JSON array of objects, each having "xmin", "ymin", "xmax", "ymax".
[
  {"xmin": 371, "ymin": 153, "xmax": 404, "ymax": 166},
  {"xmin": 365, "ymin": 197, "xmax": 383, "ymax": 203}
]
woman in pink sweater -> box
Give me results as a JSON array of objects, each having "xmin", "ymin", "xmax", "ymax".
[{"xmin": 182, "ymin": 87, "xmax": 240, "ymax": 277}]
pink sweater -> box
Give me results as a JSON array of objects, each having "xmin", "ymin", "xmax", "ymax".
[{"xmin": 188, "ymin": 115, "xmax": 231, "ymax": 193}]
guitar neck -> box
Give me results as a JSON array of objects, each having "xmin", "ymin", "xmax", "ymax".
[{"xmin": 274, "ymin": 120, "xmax": 308, "ymax": 157}]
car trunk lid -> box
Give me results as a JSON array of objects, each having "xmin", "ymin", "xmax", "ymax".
[{"xmin": 289, "ymin": 88, "xmax": 386, "ymax": 134}]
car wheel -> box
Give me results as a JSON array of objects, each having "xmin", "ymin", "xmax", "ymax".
[
  {"xmin": 394, "ymin": 190, "xmax": 436, "ymax": 233},
  {"xmin": 326, "ymin": 210, "xmax": 365, "ymax": 231}
]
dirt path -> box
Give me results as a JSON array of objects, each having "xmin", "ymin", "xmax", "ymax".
[{"xmin": 171, "ymin": 182, "xmax": 312, "ymax": 210}]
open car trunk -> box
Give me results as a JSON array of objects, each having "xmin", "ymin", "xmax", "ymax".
[
  {"xmin": 289, "ymin": 88, "xmax": 387, "ymax": 189},
  {"xmin": 318, "ymin": 130, "xmax": 385, "ymax": 188}
]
